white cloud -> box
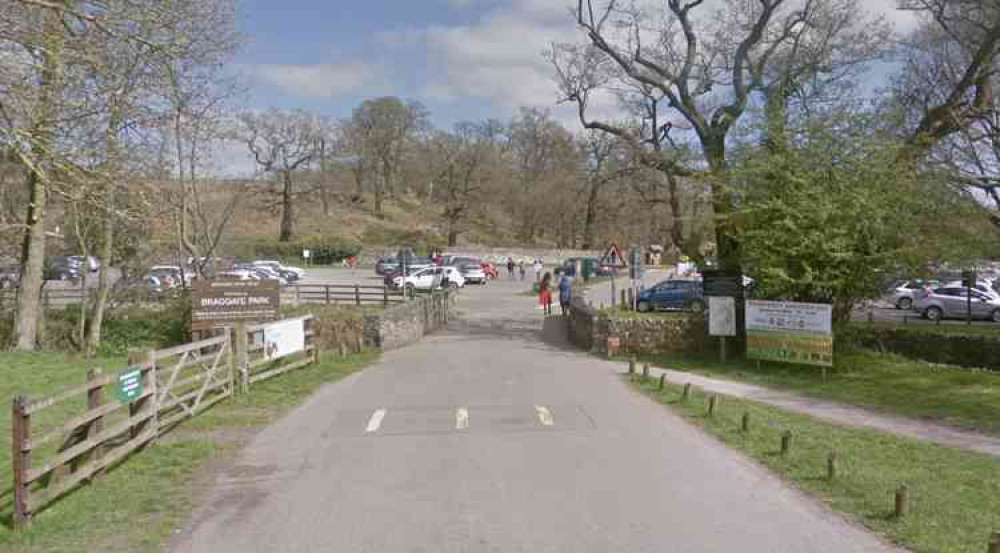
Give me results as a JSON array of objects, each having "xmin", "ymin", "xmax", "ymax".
[{"xmin": 249, "ymin": 61, "xmax": 383, "ymax": 99}]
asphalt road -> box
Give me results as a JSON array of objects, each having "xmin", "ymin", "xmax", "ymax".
[{"xmin": 171, "ymin": 277, "xmax": 900, "ymax": 553}]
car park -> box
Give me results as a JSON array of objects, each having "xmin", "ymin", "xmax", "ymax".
[
  {"xmin": 914, "ymin": 286, "xmax": 1000, "ymax": 322},
  {"xmin": 636, "ymin": 278, "xmax": 706, "ymax": 313},
  {"xmin": 887, "ymin": 279, "xmax": 939, "ymax": 310},
  {"xmin": 235, "ymin": 263, "xmax": 288, "ymax": 285},
  {"xmin": 393, "ymin": 266, "xmax": 465, "ymax": 292},
  {"xmin": 561, "ymin": 257, "xmax": 612, "ymax": 278}
]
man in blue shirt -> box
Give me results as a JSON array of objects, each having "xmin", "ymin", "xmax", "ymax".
[{"xmin": 557, "ymin": 269, "xmax": 573, "ymax": 316}]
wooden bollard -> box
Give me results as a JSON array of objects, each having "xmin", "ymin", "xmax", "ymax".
[
  {"xmin": 681, "ymin": 383, "xmax": 692, "ymax": 402},
  {"xmin": 628, "ymin": 358, "xmax": 636, "ymax": 374},
  {"xmin": 987, "ymin": 532, "xmax": 999, "ymax": 553},
  {"xmin": 741, "ymin": 411, "xmax": 751, "ymax": 433},
  {"xmin": 894, "ymin": 485, "xmax": 908, "ymax": 518},
  {"xmin": 780, "ymin": 431, "xmax": 792, "ymax": 456},
  {"xmin": 339, "ymin": 342, "xmax": 347, "ymax": 358},
  {"xmin": 642, "ymin": 364, "xmax": 649, "ymax": 379},
  {"xmin": 827, "ymin": 452, "xmax": 838, "ymax": 480},
  {"xmin": 707, "ymin": 395, "xmax": 718, "ymax": 417},
  {"xmin": 658, "ymin": 373, "xmax": 665, "ymax": 392}
]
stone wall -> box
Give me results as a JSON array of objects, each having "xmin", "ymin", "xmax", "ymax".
[
  {"xmin": 362, "ymin": 291, "xmax": 454, "ymax": 350},
  {"xmin": 566, "ymin": 298, "xmax": 708, "ymax": 355}
]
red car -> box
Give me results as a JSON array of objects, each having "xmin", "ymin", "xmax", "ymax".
[{"xmin": 481, "ymin": 261, "xmax": 499, "ymax": 280}]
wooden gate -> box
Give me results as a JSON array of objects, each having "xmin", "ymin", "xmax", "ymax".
[{"xmin": 151, "ymin": 333, "xmax": 234, "ymax": 432}]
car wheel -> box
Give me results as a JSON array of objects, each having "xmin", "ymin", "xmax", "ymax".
[
  {"xmin": 992, "ymin": 309, "xmax": 1000, "ymax": 323},
  {"xmin": 637, "ymin": 300, "xmax": 652, "ymax": 313},
  {"xmin": 925, "ymin": 306, "xmax": 943, "ymax": 321},
  {"xmin": 897, "ymin": 297, "xmax": 913, "ymax": 310},
  {"xmin": 689, "ymin": 300, "xmax": 706, "ymax": 314},
  {"xmin": 404, "ymin": 284, "xmax": 415, "ymax": 296},
  {"xmin": 448, "ymin": 282, "xmax": 459, "ymax": 290}
]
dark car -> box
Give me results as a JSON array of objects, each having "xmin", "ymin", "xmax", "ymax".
[
  {"xmin": 636, "ymin": 278, "xmax": 705, "ymax": 313},
  {"xmin": 562, "ymin": 257, "xmax": 612, "ymax": 279},
  {"xmin": 44, "ymin": 259, "xmax": 82, "ymax": 282},
  {"xmin": 375, "ymin": 257, "xmax": 398, "ymax": 276}
]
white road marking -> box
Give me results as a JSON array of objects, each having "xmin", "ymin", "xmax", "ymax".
[
  {"xmin": 534, "ymin": 405, "xmax": 554, "ymax": 426},
  {"xmin": 456, "ymin": 407, "xmax": 469, "ymax": 430},
  {"xmin": 365, "ymin": 409, "xmax": 387, "ymax": 433}
]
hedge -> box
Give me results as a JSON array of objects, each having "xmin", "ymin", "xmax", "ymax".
[{"xmin": 840, "ymin": 324, "xmax": 1000, "ymax": 371}]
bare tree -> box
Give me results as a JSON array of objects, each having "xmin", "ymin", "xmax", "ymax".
[
  {"xmin": 242, "ymin": 109, "xmax": 324, "ymax": 242},
  {"xmin": 552, "ymin": 0, "xmax": 890, "ymax": 269}
]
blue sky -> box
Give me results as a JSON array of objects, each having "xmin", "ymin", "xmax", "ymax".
[{"xmin": 218, "ymin": 0, "xmax": 919, "ymax": 174}]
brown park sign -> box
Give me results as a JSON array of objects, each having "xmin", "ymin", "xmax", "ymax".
[{"xmin": 191, "ymin": 279, "xmax": 280, "ymax": 331}]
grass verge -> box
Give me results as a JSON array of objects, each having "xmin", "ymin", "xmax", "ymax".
[
  {"xmin": 639, "ymin": 348, "xmax": 1000, "ymax": 434},
  {"xmin": 0, "ymin": 350, "xmax": 376, "ymax": 553},
  {"xmin": 628, "ymin": 373, "xmax": 1000, "ymax": 553}
]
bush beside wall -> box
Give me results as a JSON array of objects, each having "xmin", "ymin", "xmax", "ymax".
[{"xmin": 840, "ymin": 325, "xmax": 1000, "ymax": 371}]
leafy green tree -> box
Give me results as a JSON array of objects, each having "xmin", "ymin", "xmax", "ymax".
[{"xmin": 735, "ymin": 112, "xmax": 993, "ymax": 325}]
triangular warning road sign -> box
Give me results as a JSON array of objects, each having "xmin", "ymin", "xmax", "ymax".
[{"xmin": 600, "ymin": 242, "xmax": 628, "ymax": 268}]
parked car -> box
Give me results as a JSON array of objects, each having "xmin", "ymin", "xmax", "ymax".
[
  {"xmin": 252, "ymin": 260, "xmax": 303, "ymax": 281},
  {"xmin": 235, "ymin": 263, "xmax": 288, "ymax": 285},
  {"xmin": 147, "ymin": 265, "xmax": 191, "ymax": 288},
  {"xmin": 216, "ymin": 269, "xmax": 261, "ymax": 281},
  {"xmin": 914, "ymin": 286, "xmax": 1000, "ymax": 322},
  {"xmin": 459, "ymin": 263, "xmax": 487, "ymax": 285},
  {"xmin": 44, "ymin": 259, "xmax": 82, "ymax": 282},
  {"xmin": 636, "ymin": 278, "xmax": 705, "ymax": 313},
  {"xmin": 0, "ymin": 265, "xmax": 20, "ymax": 288},
  {"xmin": 67, "ymin": 255, "xmax": 100, "ymax": 273},
  {"xmin": 393, "ymin": 266, "xmax": 465, "ymax": 292},
  {"xmin": 941, "ymin": 280, "xmax": 1000, "ymax": 301},
  {"xmin": 887, "ymin": 279, "xmax": 939, "ymax": 310},
  {"xmin": 562, "ymin": 257, "xmax": 612, "ymax": 278}
]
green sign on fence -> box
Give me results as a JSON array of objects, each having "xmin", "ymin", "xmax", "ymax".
[{"xmin": 114, "ymin": 367, "xmax": 143, "ymax": 403}]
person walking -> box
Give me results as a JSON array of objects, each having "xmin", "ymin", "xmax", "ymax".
[
  {"xmin": 518, "ymin": 261, "xmax": 526, "ymax": 281},
  {"xmin": 558, "ymin": 269, "xmax": 573, "ymax": 316},
  {"xmin": 533, "ymin": 259, "xmax": 543, "ymax": 282},
  {"xmin": 506, "ymin": 257, "xmax": 515, "ymax": 279},
  {"xmin": 539, "ymin": 271, "xmax": 553, "ymax": 316}
]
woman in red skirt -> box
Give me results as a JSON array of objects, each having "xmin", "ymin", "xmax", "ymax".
[{"xmin": 539, "ymin": 271, "xmax": 553, "ymax": 315}]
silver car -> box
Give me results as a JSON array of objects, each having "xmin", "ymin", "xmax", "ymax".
[
  {"xmin": 914, "ymin": 286, "xmax": 1000, "ymax": 322},
  {"xmin": 458, "ymin": 263, "xmax": 487, "ymax": 285},
  {"xmin": 887, "ymin": 279, "xmax": 938, "ymax": 310}
]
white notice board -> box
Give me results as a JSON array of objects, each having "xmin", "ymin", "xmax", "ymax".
[
  {"xmin": 708, "ymin": 296, "xmax": 736, "ymax": 336},
  {"xmin": 263, "ymin": 318, "xmax": 305, "ymax": 360}
]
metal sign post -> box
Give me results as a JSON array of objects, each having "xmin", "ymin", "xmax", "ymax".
[{"xmin": 600, "ymin": 242, "xmax": 629, "ymax": 310}]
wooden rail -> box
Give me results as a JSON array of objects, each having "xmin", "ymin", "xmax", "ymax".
[
  {"xmin": 282, "ymin": 284, "xmax": 406, "ymax": 307},
  {"xmin": 10, "ymin": 315, "xmax": 320, "ymax": 528}
]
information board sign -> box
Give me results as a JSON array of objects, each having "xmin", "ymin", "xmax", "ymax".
[
  {"xmin": 191, "ymin": 279, "xmax": 280, "ymax": 331},
  {"xmin": 263, "ymin": 318, "xmax": 305, "ymax": 360},
  {"xmin": 114, "ymin": 367, "xmax": 143, "ymax": 404},
  {"xmin": 708, "ymin": 296, "xmax": 736, "ymax": 337},
  {"xmin": 745, "ymin": 300, "xmax": 833, "ymax": 367}
]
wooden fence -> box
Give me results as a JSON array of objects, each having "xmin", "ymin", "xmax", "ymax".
[
  {"xmin": 10, "ymin": 315, "xmax": 316, "ymax": 529},
  {"xmin": 282, "ymin": 284, "xmax": 406, "ymax": 307}
]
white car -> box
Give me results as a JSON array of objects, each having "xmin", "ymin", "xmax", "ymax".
[
  {"xmin": 217, "ymin": 269, "xmax": 261, "ymax": 281},
  {"xmin": 393, "ymin": 266, "xmax": 465, "ymax": 292},
  {"xmin": 253, "ymin": 260, "xmax": 304, "ymax": 280},
  {"xmin": 148, "ymin": 265, "xmax": 193, "ymax": 288}
]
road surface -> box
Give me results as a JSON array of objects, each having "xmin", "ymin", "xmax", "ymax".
[{"xmin": 171, "ymin": 277, "xmax": 900, "ymax": 553}]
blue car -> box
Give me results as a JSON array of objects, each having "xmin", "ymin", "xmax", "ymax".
[{"xmin": 636, "ymin": 279, "xmax": 706, "ymax": 313}]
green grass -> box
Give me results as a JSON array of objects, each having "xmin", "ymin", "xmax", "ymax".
[
  {"xmin": 639, "ymin": 348, "xmax": 1000, "ymax": 434},
  {"xmin": 0, "ymin": 350, "xmax": 376, "ymax": 553},
  {"xmin": 628, "ymin": 374, "xmax": 1000, "ymax": 553}
]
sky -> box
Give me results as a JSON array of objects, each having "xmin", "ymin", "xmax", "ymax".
[{"xmin": 219, "ymin": 0, "xmax": 921, "ymax": 175}]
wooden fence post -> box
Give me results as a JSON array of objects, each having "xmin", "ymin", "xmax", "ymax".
[
  {"xmin": 741, "ymin": 411, "xmax": 751, "ymax": 433},
  {"xmin": 707, "ymin": 395, "xmax": 718, "ymax": 417},
  {"xmin": 86, "ymin": 369, "xmax": 106, "ymax": 476},
  {"xmin": 781, "ymin": 431, "xmax": 793, "ymax": 456},
  {"xmin": 234, "ymin": 321, "xmax": 249, "ymax": 394},
  {"xmin": 658, "ymin": 373, "xmax": 665, "ymax": 392},
  {"xmin": 894, "ymin": 485, "xmax": 908, "ymax": 518},
  {"xmin": 295, "ymin": 285, "xmax": 301, "ymax": 306},
  {"xmin": 628, "ymin": 357, "xmax": 636, "ymax": 374},
  {"xmin": 682, "ymin": 383, "xmax": 692, "ymax": 402},
  {"xmin": 383, "ymin": 286, "xmax": 389, "ymax": 307},
  {"xmin": 325, "ymin": 285, "xmax": 331, "ymax": 305},
  {"xmin": 827, "ymin": 451, "xmax": 838, "ymax": 480},
  {"xmin": 987, "ymin": 532, "xmax": 999, "ymax": 553},
  {"xmin": 12, "ymin": 395, "xmax": 30, "ymax": 531},
  {"xmin": 355, "ymin": 284, "xmax": 361, "ymax": 306},
  {"xmin": 642, "ymin": 363, "xmax": 649, "ymax": 379}
]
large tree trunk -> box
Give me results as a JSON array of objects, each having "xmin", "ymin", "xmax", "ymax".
[
  {"xmin": 14, "ymin": 6, "xmax": 65, "ymax": 350},
  {"xmin": 373, "ymin": 168, "xmax": 385, "ymax": 219},
  {"xmin": 279, "ymin": 170, "xmax": 294, "ymax": 241},
  {"xmin": 703, "ymin": 136, "xmax": 740, "ymax": 271}
]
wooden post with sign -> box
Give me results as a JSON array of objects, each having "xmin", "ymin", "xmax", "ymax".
[{"xmin": 12, "ymin": 396, "xmax": 30, "ymax": 531}]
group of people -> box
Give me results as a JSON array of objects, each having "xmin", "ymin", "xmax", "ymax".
[
  {"xmin": 505, "ymin": 257, "xmax": 544, "ymax": 282},
  {"xmin": 537, "ymin": 268, "xmax": 572, "ymax": 316}
]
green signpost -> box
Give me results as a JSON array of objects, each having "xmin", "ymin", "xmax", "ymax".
[{"xmin": 114, "ymin": 367, "xmax": 143, "ymax": 403}]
